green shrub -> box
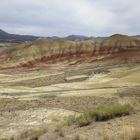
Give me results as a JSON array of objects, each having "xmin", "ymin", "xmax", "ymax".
[
  {"xmin": 68, "ymin": 104, "xmax": 133, "ymax": 127},
  {"xmin": 93, "ymin": 104, "xmax": 133, "ymax": 121}
]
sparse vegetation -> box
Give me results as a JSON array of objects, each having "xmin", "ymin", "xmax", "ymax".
[
  {"xmin": 20, "ymin": 128, "xmax": 45, "ymax": 139},
  {"xmin": 67, "ymin": 104, "xmax": 133, "ymax": 127},
  {"xmin": 0, "ymin": 138, "xmax": 13, "ymax": 140}
]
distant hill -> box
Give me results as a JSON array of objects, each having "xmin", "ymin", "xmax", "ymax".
[
  {"xmin": 0, "ymin": 29, "xmax": 106, "ymax": 43},
  {"xmin": 1, "ymin": 29, "xmax": 140, "ymax": 43},
  {"xmin": 64, "ymin": 35, "xmax": 91, "ymax": 41},
  {"xmin": 0, "ymin": 29, "xmax": 39, "ymax": 43},
  {"xmin": 47, "ymin": 35, "xmax": 106, "ymax": 41}
]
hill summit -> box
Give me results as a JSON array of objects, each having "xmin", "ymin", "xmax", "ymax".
[{"xmin": 101, "ymin": 34, "xmax": 139, "ymax": 48}]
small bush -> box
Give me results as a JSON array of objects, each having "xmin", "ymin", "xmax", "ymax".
[
  {"xmin": 68, "ymin": 104, "xmax": 133, "ymax": 127},
  {"xmin": 75, "ymin": 113, "xmax": 94, "ymax": 127},
  {"xmin": 66, "ymin": 115, "xmax": 77, "ymax": 126}
]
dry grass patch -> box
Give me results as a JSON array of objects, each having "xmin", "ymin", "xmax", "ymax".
[
  {"xmin": 0, "ymin": 138, "xmax": 13, "ymax": 140},
  {"xmin": 101, "ymin": 126, "xmax": 140, "ymax": 140},
  {"xmin": 122, "ymin": 126, "xmax": 140, "ymax": 140}
]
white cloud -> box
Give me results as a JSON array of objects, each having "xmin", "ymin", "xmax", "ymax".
[{"xmin": 0, "ymin": 0, "xmax": 140, "ymax": 36}]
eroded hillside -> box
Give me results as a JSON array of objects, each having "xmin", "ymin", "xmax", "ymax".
[{"xmin": 0, "ymin": 34, "xmax": 140, "ymax": 69}]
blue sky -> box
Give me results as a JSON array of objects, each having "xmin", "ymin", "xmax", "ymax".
[{"xmin": 0, "ymin": 0, "xmax": 140, "ymax": 36}]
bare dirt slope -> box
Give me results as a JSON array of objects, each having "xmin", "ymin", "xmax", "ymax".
[{"xmin": 0, "ymin": 61, "xmax": 140, "ymax": 140}]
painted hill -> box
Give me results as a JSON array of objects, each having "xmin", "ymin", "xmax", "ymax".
[{"xmin": 0, "ymin": 34, "xmax": 139, "ymax": 69}]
